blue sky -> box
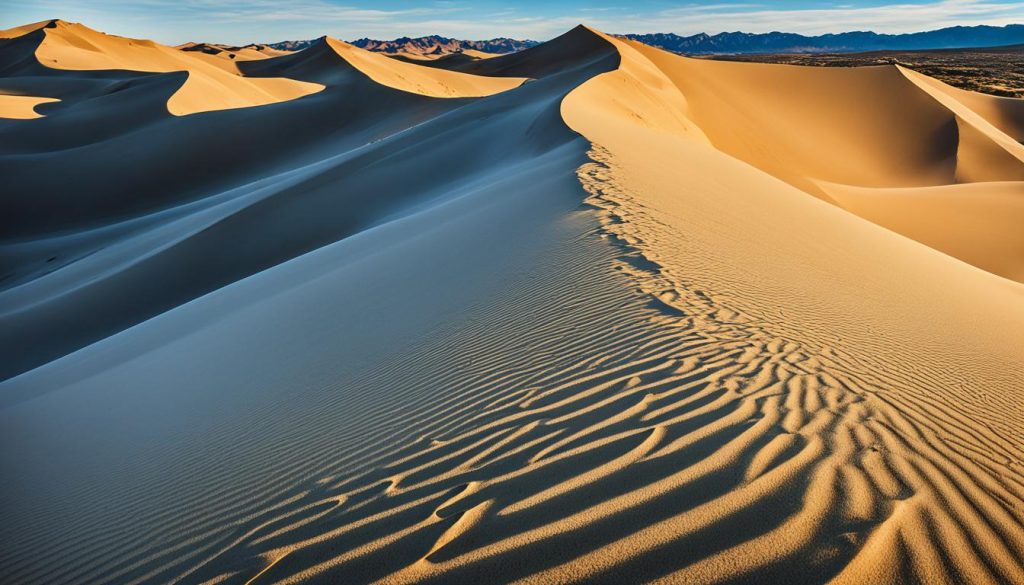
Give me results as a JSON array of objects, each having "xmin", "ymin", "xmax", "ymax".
[{"xmin": 2, "ymin": 0, "xmax": 1023, "ymax": 45}]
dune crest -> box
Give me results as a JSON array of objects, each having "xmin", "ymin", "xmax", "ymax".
[
  {"xmin": 318, "ymin": 37, "xmax": 526, "ymax": 98},
  {"xmin": 897, "ymin": 65, "xmax": 1024, "ymax": 181},
  {"xmin": 178, "ymin": 41, "xmax": 292, "ymax": 62},
  {"xmin": 562, "ymin": 28, "xmax": 1024, "ymax": 583},
  {"xmin": 0, "ymin": 93, "xmax": 58, "ymax": 118},
  {"xmin": 607, "ymin": 38, "xmax": 1024, "ymax": 282},
  {"xmin": 0, "ymin": 19, "xmax": 55, "ymax": 39},
  {"xmin": 2, "ymin": 19, "xmax": 323, "ymax": 115}
]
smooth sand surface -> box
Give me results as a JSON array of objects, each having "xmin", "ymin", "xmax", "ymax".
[
  {"xmin": 819, "ymin": 180, "xmax": 1024, "ymax": 282},
  {"xmin": 0, "ymin": 93, "xmax": 58, "ymax": 118},
  {"xmin": 562, "ymin": 30, "xmax": 1024, "ymax": 583},
  {"xmin": 320, "ymin": 37, "xmax": 524, "ymax": 97},
  {"xmin": 3, "ymin": 20, "xmax": 324, "ymax": 115},
  {"xmin": 1, "ymin": 21, "xmax": 1023, "ymax": 585},
  {"xmin": 618, "ymin": 39, "xmax": 1024, "ymax": 282}
]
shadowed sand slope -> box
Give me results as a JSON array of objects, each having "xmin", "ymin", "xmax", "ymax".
[
  {"xmin": 427, "ymin": 25, "xmax": 617, "ymax": 80},
  {"xmin": 0, "ymin": 21, "xmax": 520, "ymax": 117},
  {"xmin": 1, "ymin": 22, "xmax": 1024, "ymax": 585},
  {"xmin": 820, "ymin": 180, "xmax": 1024, "ymax": 282},
  {"xmin": 0, "ymin": 26, "xmax": 574, "ymax": 380},
  {"xmin": 0, "ymin": 19, "xmax": 323, "ymax": 115},
  {"xmin": 178, "ymin": 42, "xmax": 293, "ymax": 62},
  {"xmin": 318, "ymin": 37, "xmax": 524, "ymax": 97}
]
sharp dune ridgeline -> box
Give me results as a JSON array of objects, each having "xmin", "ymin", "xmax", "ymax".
[{"xmin": 1, "ymin": 18, "xmax": 1023, "ymax": 585}]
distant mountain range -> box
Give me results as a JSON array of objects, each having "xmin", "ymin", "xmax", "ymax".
[
  {"xmin": 621, "ymin": 24, "xmax": 1024, "ymax": 54},
  {"xmin": 267, "ymin": 24, "xmax": 1023, "ymax": 57},
  {"xmin": 268, "ymin": 35, "xmax": 538, "ymax": 55},
  {"xmin": 350, "ymin": 35, "xmax": 539, "ymax": 55},
  {"xmin": 266, "ymin": 39, "xmax": 317, "ymax": 52}
]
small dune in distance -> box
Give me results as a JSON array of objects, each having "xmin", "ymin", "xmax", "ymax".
[{"xmin": 1, "ymin": 15, "xmax": 1024, "ymax": 585}]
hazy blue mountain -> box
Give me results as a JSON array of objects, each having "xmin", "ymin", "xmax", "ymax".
[
  {"xmin": 268, "ymin": 35, "xmax": 537, "ymax": 55},
  {"xmin": 621, "ymin": 24, "xmax": 1024, "ymax": 54}
]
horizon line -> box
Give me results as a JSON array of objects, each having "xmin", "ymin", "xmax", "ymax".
[{"xmin": 9, "ymin": 17, "xmax": 1024, "ymax": 47}]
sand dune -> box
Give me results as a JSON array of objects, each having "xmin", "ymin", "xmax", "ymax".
[
  {"xmin": 563, "ymin": 30, "xmax": 1024, "ymax": 582},
  {"xmin": 0, "ymin": 93, "xmax": 58, "ymax": 118},
  {"xmin": 2, "ymin": 20, "xmax": 322, "ymax": 115},
  {"xmin": 391, "ymin": 48, "xmax": 498, "ymax": 62},
  {"xmin": 0, "ymin": 29, "xmax": 529, "ymax": 379},
  {"xmin": 911, "ymin": 73, "xmax": 1024, "ymax": 141},
  {"xmin": 819, "ymin": 180, "xmax": 1024, "ymax": 281},
  {"xmin": 898, "ymin": 65, "xmax": 1024, "ymax": 182},
  {"xmin": 315, "ymin": 37, "xmax": 524, "ymax": 97},
  {"xmin": 1, "ymin": 20, "xmax": 1023, "ymax": 585},
  {"xmin": 615, "ymin": 39, "xmax": 1024, "ymax": 282},
  {"xmin": 178, "ymin": 42, "xmax": 293, "ymax": 62}
]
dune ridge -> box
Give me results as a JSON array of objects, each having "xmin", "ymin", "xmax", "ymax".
[
  {"xmin": 0, "ymin": 20, "xmax": 521, "ymax": 117},
  {"xmin": 603, "ymin": 39, "xmax": 1024, "ymax": 282},
  {"xmin": 315, "ymin": 36, "xmax": 524, "ymax": 98},
  {"xmin": 561, "ymin": 30, "xmax": 1024, "ymax": 582},
  {"xmin": 0, "ymin": 27, "xmax": 534, "ymax": 379},
  {"xmin": 0, "ymin": 19, "xmax": 323, "ymax": 116},
  {"xmin": 178, "ymin": 41, "xmax": 293, "ymax": 62},
  {"xmin": 1, "ymin": 21, "xmax": 1023, "ymax": 585},
  {"xmin": 0, "ymin": 93, "xmax": 58, "ymax": 118}
]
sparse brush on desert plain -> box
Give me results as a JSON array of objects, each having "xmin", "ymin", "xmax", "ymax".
[{"xmin": 1, "ymin": 3, "xmax": 1024, "ymax": 584}]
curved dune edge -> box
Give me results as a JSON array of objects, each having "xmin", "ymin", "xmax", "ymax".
[
  {"xmin": 5, "ymin": 20, "xmax": 325, "ymax": 116},
  {"xmin": 177, "ymin": 42, "xmax": 293, "ymax": 63},
  {"xmin": 818, "ymin": 180, "xmax": 1024, "ymax": 283},
  {"xmin": 896, "ymin": 65, "xmax": 1024, "ymax": 182},
  {"xmin": 559, "ymin": 28, "xmax": 1024, "ymax": 584},
  {"xmin": 0, "ymin": 19, "xmax": 54, "ymax": 39},
  {"xmin": 902, "ymin": 69, "xmax": 1024, "ymax": 143},
  {"xmin": 4, "ymin": 21, "xmax": 525, "ymax": 115},
  {"xmin": 322, "ymin": 37, "xmax": 526, "ymax": 98},
  {"xmin": 624, "ymin": 40, "xmax": 1024, "ymax": 191},
  {"xmin": 0, "ymin": 94, "xmax": 59, "ymax": 119}
]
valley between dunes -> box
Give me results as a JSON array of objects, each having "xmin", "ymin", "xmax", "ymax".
[{"xmin": 1, "ymin": 19, "xmax": 1024, "ymax": 585}]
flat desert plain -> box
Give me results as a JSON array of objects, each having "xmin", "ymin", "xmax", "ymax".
[
  {"xmin": 712, "ymin": 43, "xmax": 1024, "ymax": 98},
  {"xmin": 2, "ymin": 19, "xmax": 1024, "ymax": 585}
]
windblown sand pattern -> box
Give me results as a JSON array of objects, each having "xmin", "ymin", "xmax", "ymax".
[{"xmin": 1, "ymin": 20, "xmax": 1023, "ymax": 585}]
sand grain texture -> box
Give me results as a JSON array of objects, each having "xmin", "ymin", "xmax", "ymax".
[{"xmin": 1, "ymin": 22, "xmax": 1023, "ymax": 585}]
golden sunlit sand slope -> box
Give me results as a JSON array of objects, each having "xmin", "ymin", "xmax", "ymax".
[
  {"xmin": 0, "ymin": 21, "xmax": 1022, "ymax": 585},
  {"xmin": 616, "ymin": 40, "xmax": 1024, "ymax": 282},
  {"xmin": 0, "ymin": 93, "xmax": 58, "ymax": 118},
  {"xmin": 317, "ymin": 36, "xmax": 525, "ymax": 97},
  {"xmin": 1, "ymin": 19, "xmax": 324, "ymax": 115}
]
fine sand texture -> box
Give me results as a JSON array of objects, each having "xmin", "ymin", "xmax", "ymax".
[{"xmin": 1, "ymin": 21, "xmax": 1024, "ymax": 585}]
